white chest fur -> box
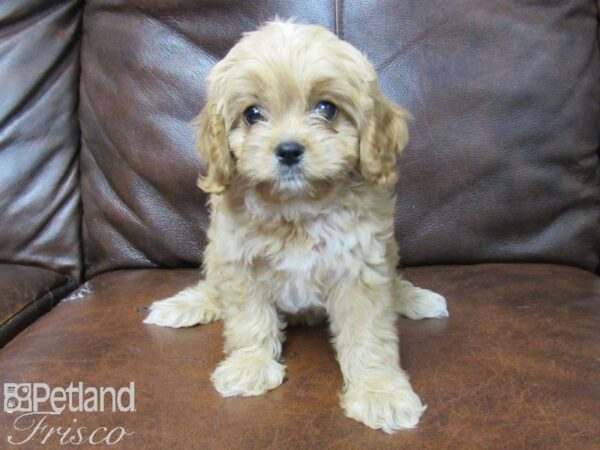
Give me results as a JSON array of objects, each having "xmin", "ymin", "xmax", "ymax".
[
  {"xmin": 213, "ymin": 185, "xmax": 394, "ymax": 315},
  {"xmin": 267, "ymin": 216, "xmax": 355, "ymax": 314}
]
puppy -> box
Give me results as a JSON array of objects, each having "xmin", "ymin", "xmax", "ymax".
[{"xmin": 144, "ymin": 21, "xmax": 448, "ymax": 433}]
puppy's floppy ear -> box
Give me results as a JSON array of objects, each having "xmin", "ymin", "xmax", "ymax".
[
  {"xmin": 193, "ymin": 98, "xmax": 233, "ymax": 195},
  {"xmin": 359, "ymin": 92, "xmax": 410, "ymax": 188}
]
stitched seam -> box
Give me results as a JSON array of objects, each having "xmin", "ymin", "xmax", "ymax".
[
  {"xmin": 1, "ymin": 279, "xmax": 77, "ymax": 326},
  {"xmin": 334, "ymin": 0, "xmax": 345, "ymax": 38},
  {"xmin": 334, "ymin": 0, "xmax": 339, "ymax": 36},
  {"xmin": 337, "ymin": 0, "xmax": 344, "ymax": 39},
  {"xmin": 0, "ymin": 280, "xmax": 77, "ymax": 348}
]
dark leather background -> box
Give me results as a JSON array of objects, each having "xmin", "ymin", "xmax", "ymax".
[
  {"xmin": 79, "ymin": 0, "xmax": 600, "ymax": 278},
  {"xmin": 0, "ymin": 0, "xmax": 83, "ymax": 281},
  {"xmin": 343, "ymin": 0, "xmax": 600, "ymax": 270},
  {"xmin": 79, "ymin": 1, "xmax": 336, "ymax": 277}
]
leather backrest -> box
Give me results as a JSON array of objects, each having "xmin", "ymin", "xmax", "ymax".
[
  {"xmin": 0, "ymin": 0, "xmax": 83, "ymax": 281},
  {"xmin": 79, "ymin": 0, "xmax": 600, "ymax": 278},
  {"xmin": 342, "ymin": 0, "xmax": 600, "ymax": 270},
  {"xmin": 79, "ymin": 1, "xmax": 336, "ymax": 277}
]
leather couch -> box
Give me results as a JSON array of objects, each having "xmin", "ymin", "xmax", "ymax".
[{"xmin": 1, "ymin": 1, "xmax": 598, "ymax": 448}]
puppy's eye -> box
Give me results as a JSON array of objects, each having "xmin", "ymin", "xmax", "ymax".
[
  {"xmin": 243, "ymin": 105, "xmax": 265, "ymax": 125},
  {"xmin": 314, "ymin": 101, "xmax": 337, "ymax": 121}
]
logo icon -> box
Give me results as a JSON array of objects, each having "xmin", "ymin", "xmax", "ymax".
[{"xmin": 4, "ymin": 384, "xmax": 32, "ymax": 414}]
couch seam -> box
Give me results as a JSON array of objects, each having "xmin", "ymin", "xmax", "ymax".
[
  {"xmin": 597, "ymin": 1, "xmax": 600, "ymax": 275},
  {"xmin": 0, "ymin": 277, "xmax": 76, "ymax": 325},
  {"xmin": 76, "ymin": 0, "xmax": 86, "ymax": 282},
  {"xmin": 0, "ymin": 278, "xmax": 78, "ymax": 348},
  {"xmin": 334, "ymin": 0, "xmax": 343, "ymax": 39}
]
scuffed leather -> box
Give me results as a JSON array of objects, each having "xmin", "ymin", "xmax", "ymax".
[
  {"xmin": 0, "ymin": 0, "xmax": 83, "ymax": 280},
  {"xmin": 0, "ymin": 265, "xmax": 598, "ymax": 447}
]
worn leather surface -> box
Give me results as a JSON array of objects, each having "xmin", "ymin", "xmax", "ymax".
[
  {"xmin": 79, "ymin": 1, "xmax": 600, "ymax": 278},
  {"xmin": 0, "ymin": 0, "xmax": 83, "ymax": 280},
  {"xmin": 0, "ymin": 265, "xmax": 598, "ymax": 449},
  {"xmin": 0, "ymin": 264, "xmax": 74, "ymax": 348}
]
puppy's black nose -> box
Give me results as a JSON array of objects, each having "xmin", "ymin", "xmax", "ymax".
[{"xmin": 275, "ymin": 141, "xmax": 304, "ymax": 166}]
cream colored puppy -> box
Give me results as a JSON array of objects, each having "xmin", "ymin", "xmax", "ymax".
[{"xmin": 144, "ymin": 21, "xmax": 448, "ymax": 433}]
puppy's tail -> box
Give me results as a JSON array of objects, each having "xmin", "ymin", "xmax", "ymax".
[{"xmin": 143, "ymin": 283, "xmax": 222, "ymax": 328}]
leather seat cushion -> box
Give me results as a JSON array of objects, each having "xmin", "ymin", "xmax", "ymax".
[{"xmin": 0, "ymin": 264, "xmax": 598, "ymax": 447}]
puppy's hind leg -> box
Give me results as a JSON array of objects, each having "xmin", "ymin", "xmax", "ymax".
[
  {"xmin": 144, "ymin": 281, "xmax": 222, "ymax": 328},
  {"xmin": 394, "ymin": 277, "xmax": 449, "ymax": 320}
]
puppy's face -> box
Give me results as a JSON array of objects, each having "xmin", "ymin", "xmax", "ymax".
[{"xmin": 195, "ymin": 22, "xmax": 408, "ymax": 198}]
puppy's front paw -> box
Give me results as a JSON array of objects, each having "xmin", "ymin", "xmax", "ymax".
[
  {"xmin": 211, "ymin": 349, "xmax": 285, "ymax": 397},
  {"xmin": 340, "ymin": 379, "xmax": 426, "ymax": 433},
  {"xmin": 143, "ymin": 285, "xmax": 222, "ymax": 328},
  {"xmin": 397, "ymin": 281, "xmax": 449, "ymax": 320}
]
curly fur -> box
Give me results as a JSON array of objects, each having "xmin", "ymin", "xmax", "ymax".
[{"xmin": 145, "ymin": 21, "xmax": 448, "ymax": 433}]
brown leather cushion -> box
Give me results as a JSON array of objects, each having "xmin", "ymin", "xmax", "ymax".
[
  {"xmin": 79, "ymin": 2, "xmax": 600, "ymax": 278},
  {"xmin": 0, "ymin": 0, "xmax": 83, "ymax": 280},
  {"xmin": 0, "ymin": 264, "xmax": 75, "ymax": 348},
  {"xmin": 1, "ymin": 265, "xmax": 598, "ymax": 447}
]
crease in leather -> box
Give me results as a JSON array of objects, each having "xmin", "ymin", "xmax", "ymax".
[
  {"xmin": 597, "ymin": 0, "xmax": 600, "ymax": 277},
  {"xmin": 79, "ymin": 116, "xmax": 159, "ymax": 266},
  {"xmin": 334, "ymin": 0, "xmax": 340, "ymax": 37},
  {"xmin": 0, "ymin": 0, "xmax": 83, "ymax": 280},
  {"xmin": 0, "ymin": 1, "xmax": 81, "ymax": 131},
  {"xmin": 0, "ymin": 1, "xmax": 70, "ymax": 39},
  {"xmin": 0, "ymin": 278, "xmax": 77, "ymax": 348}
]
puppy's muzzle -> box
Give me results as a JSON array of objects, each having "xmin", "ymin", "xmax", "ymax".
[{"xmin": 275, "ymin": 141, "xmax": 304, "ymax": 166}]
